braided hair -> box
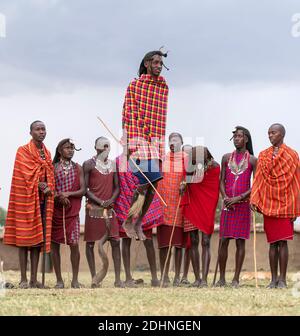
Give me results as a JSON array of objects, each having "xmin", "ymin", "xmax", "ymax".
[
  {"xmin": 138, "ymin": 49, "xmax": 169, "ymax": 77},
  {"xmin": 231, "ymin": 126, "xmax": 254, "ymax": 155},
  {"xmin": 53, "ymin": 138, "xmax": 81, "ymax": 164}
]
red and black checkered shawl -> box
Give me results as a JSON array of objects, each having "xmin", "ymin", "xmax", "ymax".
[
  {"xmin": 114, "ymin": 155, "xmax": 163, "ymax": 231},
  {"xmin": 122, "ymin": 74, "xmax": 169, "ymax": 161}
]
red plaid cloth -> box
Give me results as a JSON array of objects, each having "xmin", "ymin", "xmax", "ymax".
[
  {"xmin": 158, "ymin": 151, "xmax": 187, "ymax": 227},
  {"xmin": 52, "ymin": 162, "xmax": 81, "ymax": 245},
  {"xmin": 114, "ymin": 155, "xmax": 163, "ymax": 231},
  {"xmin": 55, "ymin": 162, "xmax": 76, "ymax": 193},
  {"xmin": 122, "ymin": 74, "xmax": 168, "ymax": 160}
]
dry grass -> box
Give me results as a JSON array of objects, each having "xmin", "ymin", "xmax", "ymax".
[{"xmin": 0, "ymin": 271, "xmax": 300, "ymax": 316}]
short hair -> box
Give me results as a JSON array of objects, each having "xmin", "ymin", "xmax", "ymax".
[
  {"xmin": 30, "ymin": 120, "xmax": 43, "ymax": 132},
  {"xmin": 270, "ymin": 123, "xmax": 286, "ymax": 137},
  {"xmin": 95, "ymin": 136, "xmax": 108, "ymax": 147},
  {"xmin": 138, "ymin": 50, "xmax": 168, "ymax": 76},
  {"xmin": 169, "ymin": 132, "xmax": 183, "ymax": 144}
]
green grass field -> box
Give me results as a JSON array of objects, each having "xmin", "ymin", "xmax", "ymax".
[{"xmin": 0, "ymin": 271, "xmax": 300, "ymax": 316}]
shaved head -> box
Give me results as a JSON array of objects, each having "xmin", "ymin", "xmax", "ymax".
[{"xmin": 269, "ymin": 123, "xmax": 286, "ymax": 137}]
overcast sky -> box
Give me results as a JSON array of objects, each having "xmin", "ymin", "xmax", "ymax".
[{"xmin": 0, "ymin": 0, "xmax": 299, "ymax": 218}]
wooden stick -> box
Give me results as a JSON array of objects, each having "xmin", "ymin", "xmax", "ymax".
[
  {"xmin": 97, "ymin": 116, "xmax": 167, "ymax": 207},
  {"xmin": 62, "ymin": 206, "xmax": 70, "ymax": 285},
  {"xmin": 160, "ymin": 196, "xmax": 181, "ymax": 288},
  {"xmin": 252, "ymin": 210, "xmax": 258, "ymax": 288}
]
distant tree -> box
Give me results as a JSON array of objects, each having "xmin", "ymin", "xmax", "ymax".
[{"xmin": 0, "ymin": 207, "xmax": 6, "ymax": 227}]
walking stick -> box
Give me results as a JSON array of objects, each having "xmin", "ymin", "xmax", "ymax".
[
  {"xmin": 252, "ymin": 210, "xmax": 258, "ymax": 288},
  {"xmin": 97, "ymin": 116, "xmax": 167, "ymax": 207},
  {"xmin": 160, "ymin": 196, "xmax": 182, "ymax": 288},
  {"xmin": 62, "ymin": 206, "xmax": 70, "ymax": 285},
  {"xmin": 41, "ymin": 197, "xmax": 48, "ymax": 287}
]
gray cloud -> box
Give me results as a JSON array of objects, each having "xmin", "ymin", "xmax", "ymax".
[{"xmin": 1, "ymin": 0, "xmax": 300, "ymax": 95}]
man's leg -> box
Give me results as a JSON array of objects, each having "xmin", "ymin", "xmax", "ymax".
[
  {"xmin": 159, "ymin": 247, "xmax": 170, "ymax": 286},
  {"xmin": 51, "ymin": 242, "xmax": 64, "ymax": 288},
  {"xmin": 181, "ymin": 248, "xmax": 191, "ymax": 284},
  {"xmin": 201, "ymin": 233, "xmax": 211, "ymax": 287},
  {"xmin": 277, "ymin": 240, "xmax": 288, "ymax": 288},
  {"xmin": 232, "ymin": 239, "xmax": 245, "ymax": 288},
  {"xmin": 133, "ymin": 184, "xmax": 158, "ymax": 241},
  {"xmin": 70, "ymin": 244, "xmax": 81, "ymax": 288},
  {"xmin": 173, "ymin": 247, "xmax": 182, "ymax": 286},
  {"xmin": 267, "ymin": 242, "xmax": 279, "ymax": 288},
  {"xmin": 216, "ymin": 238, "xmax": 230, "ymax": 287},
  {"xmin": 190, "ymin": 230, "xmax": 201, "ymax": 286},
  {"xmin": 85, "ymin": 242, "xmax": 96, "ymax": 280},
  {"xmin": 29, "ymin": 246, "xmax": 42, "ymax": 288},
  {"xmin": 110, "ymin": 239, "xmax": 124, "ymax": 288},
  {"xmin": 123, "ymin": 190, "xmax": 141, "ymax": 239},
  {"xmin": 122, "ymin": 238, "xmax": 137, "ymax": 287},
  {"xmin": 19, "ymin": 247, "xmax": 28, "ymax": 288},
  {"xmin": 143, "ymin": 239, "xmax": 160, "ymax": 286}
]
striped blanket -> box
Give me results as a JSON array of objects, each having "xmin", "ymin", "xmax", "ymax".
[{"xmin": 4, "ymin": 140, "xmax": 55, "ymax": 252}]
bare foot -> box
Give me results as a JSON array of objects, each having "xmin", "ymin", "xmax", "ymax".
[
  {"xmin": 180, "ymin": 278, "xmax": 190, "ymax": 285},
  {"xmin": 19, "ymin": 281, "xmax": 29, "ymax": 289},
  {"xmin": 91, "ymin": 281, "xmax": 101, "ymax": 289},
  {"xmin": 231, "ymin": 280, "xmax": 239, "ymax": 289},
  {"xmin": 173, "ymin": 278, "xmax": 180, "ymax": 287},
  {"xmin": 54, "ymin": 281, "xmax": 65, "ymax": 289},
  {"xmin": 151, "ymin": 279, "xmax": 160, "ymax": 287},
  {"xmin": 124, "ymin": 279, "xmax": 138, "ymax": 288},
  {"xmin": 114, "ymin": 281, "xmax": 126, "ymax": 288},
  {"xmin": 199, "ymin": 280, "xmax": 208, "ymax": 288},
  {"xmin": 214, "ymin": 279, "xmax": 227, "ymax": 287},
  {"xmin": 277, "ymin": 280, "xmax": 287, "ymax": 289},
  {"xmin": 29, "ymin": 281, "xmax": 49, "ymax": 289},
  {"xmin": 135, "ymin": 224, "xmax": 146, "ymax": 241},
  {"xmin": 71, "ymin": 281, "xmax": 84, "ymax": 289},
  {"xmin": 190, "ymin": 279, "xmax": 202, "ymax": 287},
  {"xmin": 266, "ymin": 281, "xmax": 277, "ymax": 289},
  {"xmin": 122, "ymin": 219, "xmax": 137, "ymax": 239}
]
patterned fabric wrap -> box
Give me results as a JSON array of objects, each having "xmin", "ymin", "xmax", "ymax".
[
  {"xmin": 55, "ymin": 162, "xmax": 76, "ymax": 193},
  {"xmin": 122, "ymin": 74, "xmax": 169, "ymax": 160},
  {"xmin": 158, "ymin": 151, "xmax": 187, "ymax": 227},
  {"xmin": 220, "ymin": 152, "xmax": 253, "ymax": 239},
  {"xmin": 4, "ymin": 140, "xmax": 55, "ymax": 252},
  {"xmin": 250, "ymin": 144, "xmax": 300, "ymax": 218},
  {"xmin": 52, "ymin": 162, "xmax": 81, "ymax": 245},
  {"xmin": 114, "ymin": 155, "xmax": 163, "ymax": 231}
]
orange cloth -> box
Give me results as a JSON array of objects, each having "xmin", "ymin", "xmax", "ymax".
[
  {"xmin": 4, "ymin": 140, "xmax": 55, "ymax": 252},
  {"xmin": 157, "ymin": 151, "xmax": 187, "ymax": 227},
  {"xmin": 250, "ymin": 144, "xmax": 300, "ymax": 218}
]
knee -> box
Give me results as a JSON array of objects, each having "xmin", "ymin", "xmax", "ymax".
[
  {"xmin": 201, "ymin": 235, "xmax": 211, "ymax": 249},
  {"xmin": 143, "ymin": 239, "xmax": 152, "ymax": 248},
  {"xmin": 86, "ymin": 242, "xmax": 94, "ymax": 250},
  {"xmin": 236, "ymin": 239, "xmax": 245, "ymax": 250},
  {"xmin": 270, "ymin": 242, "xmax": 278, "ymax": 249},
  {"xmin": 110, "ymin": 239, "xmax": 120, "ymax": 249}
]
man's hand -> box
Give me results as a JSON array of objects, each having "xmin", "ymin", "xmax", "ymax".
[
  {"xmin": 179, "ymin": 183, "xmax": 186, "ymax": 196},
  {"xmin": 250, "ymin": 204, "xmax": 258, "ymax": 212},
  {"xmin": 56, "ymin": 193, "xmax": 71, "ymax": 207},
  {"xmin": 224, "ymin": 196, "xmax": 240, "ymax": 208},
  {"xmin": 39, "ymin": 182, "xmax": 52, "ymax": 197},
  {"xmin": 102, "ymin": 198, "xmax": 114, "ymax": 208}
]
